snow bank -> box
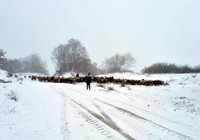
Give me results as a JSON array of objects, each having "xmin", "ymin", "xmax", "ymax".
[
  {"xmin": 0, "ymin": 70, "xmax": 63, "ymax": 140},
  {"xmin": 0, "ymin": 69, "xmax": 10, "ymax": 82}
]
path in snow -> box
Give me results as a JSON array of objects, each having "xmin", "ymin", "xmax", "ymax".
[
  {"xmin": 47, "ymin": 82, "xmax": 194, "ymax": 140},
  {"xmin": 1, "ymin": 71, "xmax": 200, "ymax": 140}
]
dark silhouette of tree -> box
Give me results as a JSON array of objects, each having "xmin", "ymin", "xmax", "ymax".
[
  {"xmin": 142, "ymin": 63, "xmax": 200, "ymax": 74},
  {"xmin": 52, "ymin": 38, "xmax": 99, "ymax": 74}
]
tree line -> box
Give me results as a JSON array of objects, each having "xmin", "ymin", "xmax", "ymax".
[
  {"xmin": 1, "ymin": 39, "xmax": 200, "ymax": 75},
  {"xmin": 0, "ymin": 52, "xmax": 48, "ymax": 75},
  {"xmin": 142, "ymin": 63, "xmax": 200, "ymax": 74},
  {"xmin": 0, "ymin": 38, "xmax": 135, "ymax": 75},
  {"xmin": 51, "ymin": 39, "xmax": 135, "ymax": 75}
]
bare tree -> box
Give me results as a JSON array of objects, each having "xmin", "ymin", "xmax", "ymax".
[
  {"xmin": 52, "ymin": 38, "xmax": 90, "ymax": 74},
  {"xmin": 103, "ymin": 53, "xmax": 135, "ymax": 73},
  {"xmin": 0, "ymin": 49, "xmax": 6, "ymax": 69},
  {"xmin": 3, "ymin": 59, "xmax": 23, "ymax": 73},
  {"xmin": 65, "ymin": 39, "xmax": 89, "ymax": 72},
  {"xmin": 121, "ymin": 53, "xmax": 135, "ymax": 70},
  {"xmin": 22, "ymin": 53, "xmax": 48, "ymax": 75},
  {"xmin": 51, "ymin": 44, "xmax": 67, "ymax": 73}
]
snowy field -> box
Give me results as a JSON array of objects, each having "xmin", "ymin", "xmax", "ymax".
[{"xmin": 0, "ymin": 70, "xmax": 200, "ymax": 140}]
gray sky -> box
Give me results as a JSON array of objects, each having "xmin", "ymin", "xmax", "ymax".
[{"xmin": 0, "ymin": 0, "xmax": 200, "ymax": 74}]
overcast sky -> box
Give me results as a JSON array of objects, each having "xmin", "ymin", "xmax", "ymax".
[{"xmin": 0, "ymin": 0, "xmax": 200, "ymax": 74}]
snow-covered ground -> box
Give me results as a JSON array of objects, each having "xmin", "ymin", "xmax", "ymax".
[{"xmin": 0, "ymin": 70, "xmax": 200, "ymax": 140}]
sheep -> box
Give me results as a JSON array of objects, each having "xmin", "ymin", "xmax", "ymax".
[
  {"xmin": 29, "ymin": 75, "xmax": 164, "ymax": 86},
  {"xmin": 31, "ymin": 75, "xmax": 37, "ymax": 80}
]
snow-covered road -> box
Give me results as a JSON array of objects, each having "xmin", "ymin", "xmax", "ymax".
[
  {"xmin": 1, "ymin": 71, "xmax": 200, "ymax": 140},
  {"xmin": 46, "ymin": 81, "xmax": 198, "ymax": 140}
]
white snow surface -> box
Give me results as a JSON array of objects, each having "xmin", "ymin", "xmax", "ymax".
[{"xmin": 0, "ymin": 69, "xmax": 200, "ymax": 140}]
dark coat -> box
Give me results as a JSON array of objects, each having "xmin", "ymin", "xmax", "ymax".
[{"xmin": 85, "ymin": 75, "xmax": 91, "ymax": 84}]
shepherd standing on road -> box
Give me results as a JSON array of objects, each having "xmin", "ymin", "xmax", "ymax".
[{"xmin": 85, "ymin": 72, "xmax": 91, "ymax": 90}]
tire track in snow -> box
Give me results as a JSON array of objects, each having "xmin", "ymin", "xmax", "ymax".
[
  {"xmin": 100, "ymin": 90, "xmax": 196, "ymax": 133},
  {"xmin": 49, "ymin": 84, "xmax": 134, "ymax": 140},
  {"xmin": 57, "ymin": 84, "xmax": 193, "ymax": 140},
  {"xmin": 94, "ymin": 99, "xmax": 193, "ymax": 140},
  {"xmin": 70, "ymin": 99, "xmax": 134, "ymax": 140},
  {"xmin": 66, "ymin": 97, "xmax": 119, "ymax": 140},
  {"xmin": 70, "ymin": 85, "xmax": 191, "ymax": 129},
  {"xmin": 78, "ymin": 112, "xmax": 116, "ymax": 140},
  {"xmin": 48, "ymin": 83, "xmax": 193, "ymax": 140}
]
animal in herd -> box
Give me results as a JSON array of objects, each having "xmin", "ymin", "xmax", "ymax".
[
  {"xmin": 31, "ymin": 76, "xmax": 37, "ymax": 80},
  {"xmin": 30, "ymin": 75, "xmax": 164, "ymax": 86}
]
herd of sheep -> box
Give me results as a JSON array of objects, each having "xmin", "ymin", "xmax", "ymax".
[{"xmin": 30, "ymin": 75, "xmax": 164, "ymax": 86}]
